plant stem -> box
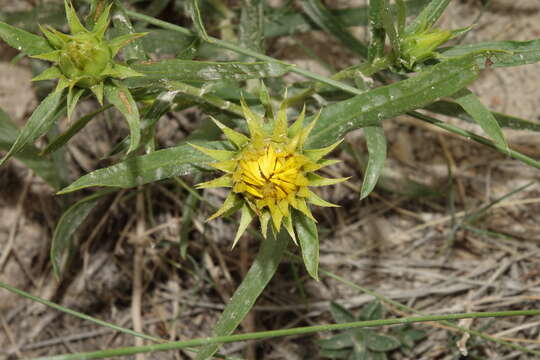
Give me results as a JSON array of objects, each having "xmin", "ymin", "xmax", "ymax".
[{"xmin": 35, "ymin": 309, "xmax": 540, "ymax": 359}]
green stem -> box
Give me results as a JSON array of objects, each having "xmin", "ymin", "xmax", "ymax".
[{"xmin": 35, "ymin": 309, "xmax": 540, "ymax": 359}]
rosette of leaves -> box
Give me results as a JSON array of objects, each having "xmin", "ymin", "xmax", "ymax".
[{"xmin": 319, "ymin": 302, "xmax": 426, "ymax": 359}]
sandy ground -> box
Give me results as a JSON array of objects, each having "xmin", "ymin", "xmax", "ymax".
[{"xmin": 1, "ymin": 0, "xmax": 540, "ymax": 359}]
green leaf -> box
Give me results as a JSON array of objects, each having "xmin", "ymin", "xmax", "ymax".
[
  {"xmin": 360, "ymin": 126, "xmax": 387, "ymax": 199},
  {"xmin": 365, "ymin": 333, "xmax": 401, "ymax": 352},
  {"xmin": 0, "ymin": 21, "xmax": 53, "ymax": 55},
  {"xmin": 187, "ymin": 0, "xmax": 210, "ymax": 42},
  {"xmin": 441, "ymin": 39, "xmax": 540, "ymax": 68},
  {"xmin": 51, "ymin": 189, "xmax": 117, "ymax": 279},
  {"xmin": 294, "ymin": 210, "xmax": 319, "ymax": 280},
  {"xmin": 330, "ymin": 302, "xmax": 356, "ymax": 324},
  {"xmin": 306, "ymin": 54, "xmax": 479, "ymax": 149},
  {"xmin": 367, "ymin": 0, "xmax": 386, "ymax": 62},
  {"xmin": 0, "ymin": 108, "xmax": 62, "ymax": 189},
  {"xmin": 127, "ymin": 59, "xmax": 291, "ymax": 85},
  {"xmin": 302, "ymin": 0, "xmax": 367, "ymax": 58},
  {"xmin": 104, "ymin": 81, "xmax": 141, "ymax": 154},
  {"xmin": 195, "ymin": 229, "xmax": 290, "ymax": 360},
  {"xmin": 57, "ymin": 141, "xmax": 226, "ymax": 194},
  {"xmin": 453, "ymin": 89, "xmax": 507, "ymax": 147},
  {"xmin": 425, "ymin": 100, "xmax": 540, "ymax": 132},
  {"xmin": 405, "ymin": 0, "xmax": 451, "ymax": 34},
  {"xmin": 0, "ymin": 90, "xmax": 64, "ymax": 167},
  {"xmin": 140, "ymin": 29, "xmax": 196, "ymax": 56},
  {"xmin": 240, "ymin": 0, "xmax": 264, "ymax": 54},
  {"xmin": 380, "ymin": 0, "xmax": 400, "ymax": 59}
]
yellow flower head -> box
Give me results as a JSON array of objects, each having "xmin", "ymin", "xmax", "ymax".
[{"xmin": 191, "ymin": 93, "xmax": 347, "ymax": 246}]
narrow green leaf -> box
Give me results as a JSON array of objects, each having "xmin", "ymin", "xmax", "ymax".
[
  {"xmin": 104, "ymin": 81, "xmax": 141, "ymax": 154},
  {"xmin": 425, "ymin": 100, "xmax": 540, "ymax": 132},
  {"xmin": 195, "ymin": 229, "xmax": 290, "ymax": 360},
  {"xmin": 294, "ymin": 210, "xmax": 319, "ymax": 280},
  {"xmin": 0, "ymin": 108, "xmax": 62, "ymax": 188},
  {"xmin": 368, "ymin": 0, "xmax": 386, "ymax": 62},
  {"xmin": 360, "ymin": 126, "xmax": 387, "ymax": 199},
  {"xmin": 441, "ymin": 39, "xmax": 540, "ymax": 68},
  {"xmin": 302, "ymin": 0, "xmax": 368, "ymax": 58},
  {"xmin": 232, "ymin": 204, "xmax": 254, "ymax": 248},
  {"xmin": 405, "ymin": 0, "xmax": 451, "ymax": 34},
  {"xmin": 67, "ymin": 88, "xmax": 85, "ymax": 121},
  {"xmin": 57, "ymin": 141, "xmax": 227, "ymax": 194},
  {"xmin": 453, "ymin": 89, "xmax": 507, "ymax": 147},
  {"xmin": 187, "ymin": 0, "xmax": 210, "ymax": 42},
  {"xmin": 319, "ymin": 332, "xmax": 355, "ymax": 350},
  {"xmin": 306, "ymin": 55, "xmax": 479, "ymax": 149},
  {"xmin": 0, "ymin": 90, "xmax": 64, "ymax": 167},
  {"xmin": 51, "ymin": 189, "xmax": 117, "ymax": 279},
  {"xmin": 127, "ymin": 59, "xmax": 291, "ymax": 85},
  {"xmin": 0, "ymin": 21, "xmax": 53, "ymax": 55}
]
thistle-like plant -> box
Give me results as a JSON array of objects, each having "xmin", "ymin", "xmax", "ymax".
[
  {"xmin": 191, "ymin": 92, "xmax": 348, "ymax": 247},
  {"xmin": 32, "ymin": 0, "xmax": 145, "ymax": 119}
]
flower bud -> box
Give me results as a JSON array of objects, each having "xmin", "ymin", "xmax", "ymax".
[{"xmin": 400, "ymin": 29, "xmax": 452, "ymax": 68}]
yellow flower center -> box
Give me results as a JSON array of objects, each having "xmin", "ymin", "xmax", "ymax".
[{"xmin": 234, "ymin": 144, "xmax": 301, "ymax": 201}]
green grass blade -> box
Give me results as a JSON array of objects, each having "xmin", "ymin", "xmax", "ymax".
[
  {"xmin": 360, "ymin": 126, "xmax": 387, "ymax": 199},
  {"xmin": 441, "ymin": 39, "xmax": 540, "ymax": 68},
  {"xmin": 195, "ymin": 230, "xmax": 290, "ymax": 359},
  {"xmin": 51, "ymin": 189, "xmax": 118, "ymax": 279},
  {"xmin": 306, "ymin": 55, "xmax": 479, "ymax": 149},
  {"xmin": 302, "ymin": 0, "xmax": 368, "ymax": 58},
  {"xmin": 0, "ymin": 90, "xmax": 64, "ymax": 167},
  {"xmin": 425, "ymin": 100, "xmax": 540, "ymax": 132},
  {"xmin": 294, "ymin": 210, "xmax": 319, "ymax": 280},
  {"xmin": 187, "ymin": 0, "xmax": 210, "ymax": 42},
  {"xmin": 0, "ymin": 21, "xmax": 53, "ymax": 55},
  {"xmin": 104, "ymin": 82, "xmax": 141, "ymax": 154},
  {"xmin": 126, "ymin": 60, "xmax": 292, "ymax": 85},
  {"xmin": 453, "ymin": 89, "xmax": 507, "ymax": 147},
  {"xmin": 57, "ymin": 141, "xmax": 226, "ymax": 194},
  {"xmin": 405, "ymin": 0, "xmax": 451, "ymax": 34},
  {"xmin": 0, "ymin": 108, "xmax": 62, "ymax": 188}
]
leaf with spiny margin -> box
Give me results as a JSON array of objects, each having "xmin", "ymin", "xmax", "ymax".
[
  {"xmin": 104, "ymin": 81, "xmax": 141, "ymax": 154},
  {"xmin": 92, "ymin": 3, "xmax": 113, "ymax": 39},
  {"xmin": 240, "ymin": 97, "xmax": 265, "ymax": 140},
  {"xmin": 0, "ymin": 90, "xmax": 64, "ymax": 167},
  {"xmin": 294, "ymin": 210, "xmax": 319, "ymax": 280},
  {"xmin": 360, "ymin": 126, "xmax": 387, "ymax": 199},
  {"xmin": 288, "ymin": 106, "xmax": 305, "ymax": 138},
  {"xmin": 0, "ymin": 21, "xmax": 53, "ymax": 55},
  {"xmin": 453, "ymin": 89, "xmax": 507, "ymax": 147},
  {"xmin": 32, "ymin": 66, "xmax": 63, "ymax": 82},
  {"xmin": 206, "ymin": 192, "xmax": 240, "ymax": 221},
  {"xmin": 232, "ymin": 204, "xmax": 254, "ymax": 248},
  {"xmin": 259, "ymin": 82, "xmax": 274, "ymax": 120},
  {"xmin": 195, "ymin": 229, "xmax": 289, "ymax": 360},
  {"xmin": 51, "ymin": 188, "xmax": 117, "ymax": 279},
  {"xmin": 210, "ymin": 117, "xmax": 249, "ymax": 148}
]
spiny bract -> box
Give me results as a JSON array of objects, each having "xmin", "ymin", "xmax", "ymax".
[{"xmin": 191, "ymin": 94, "xmax": 348, "ymax": 247}]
